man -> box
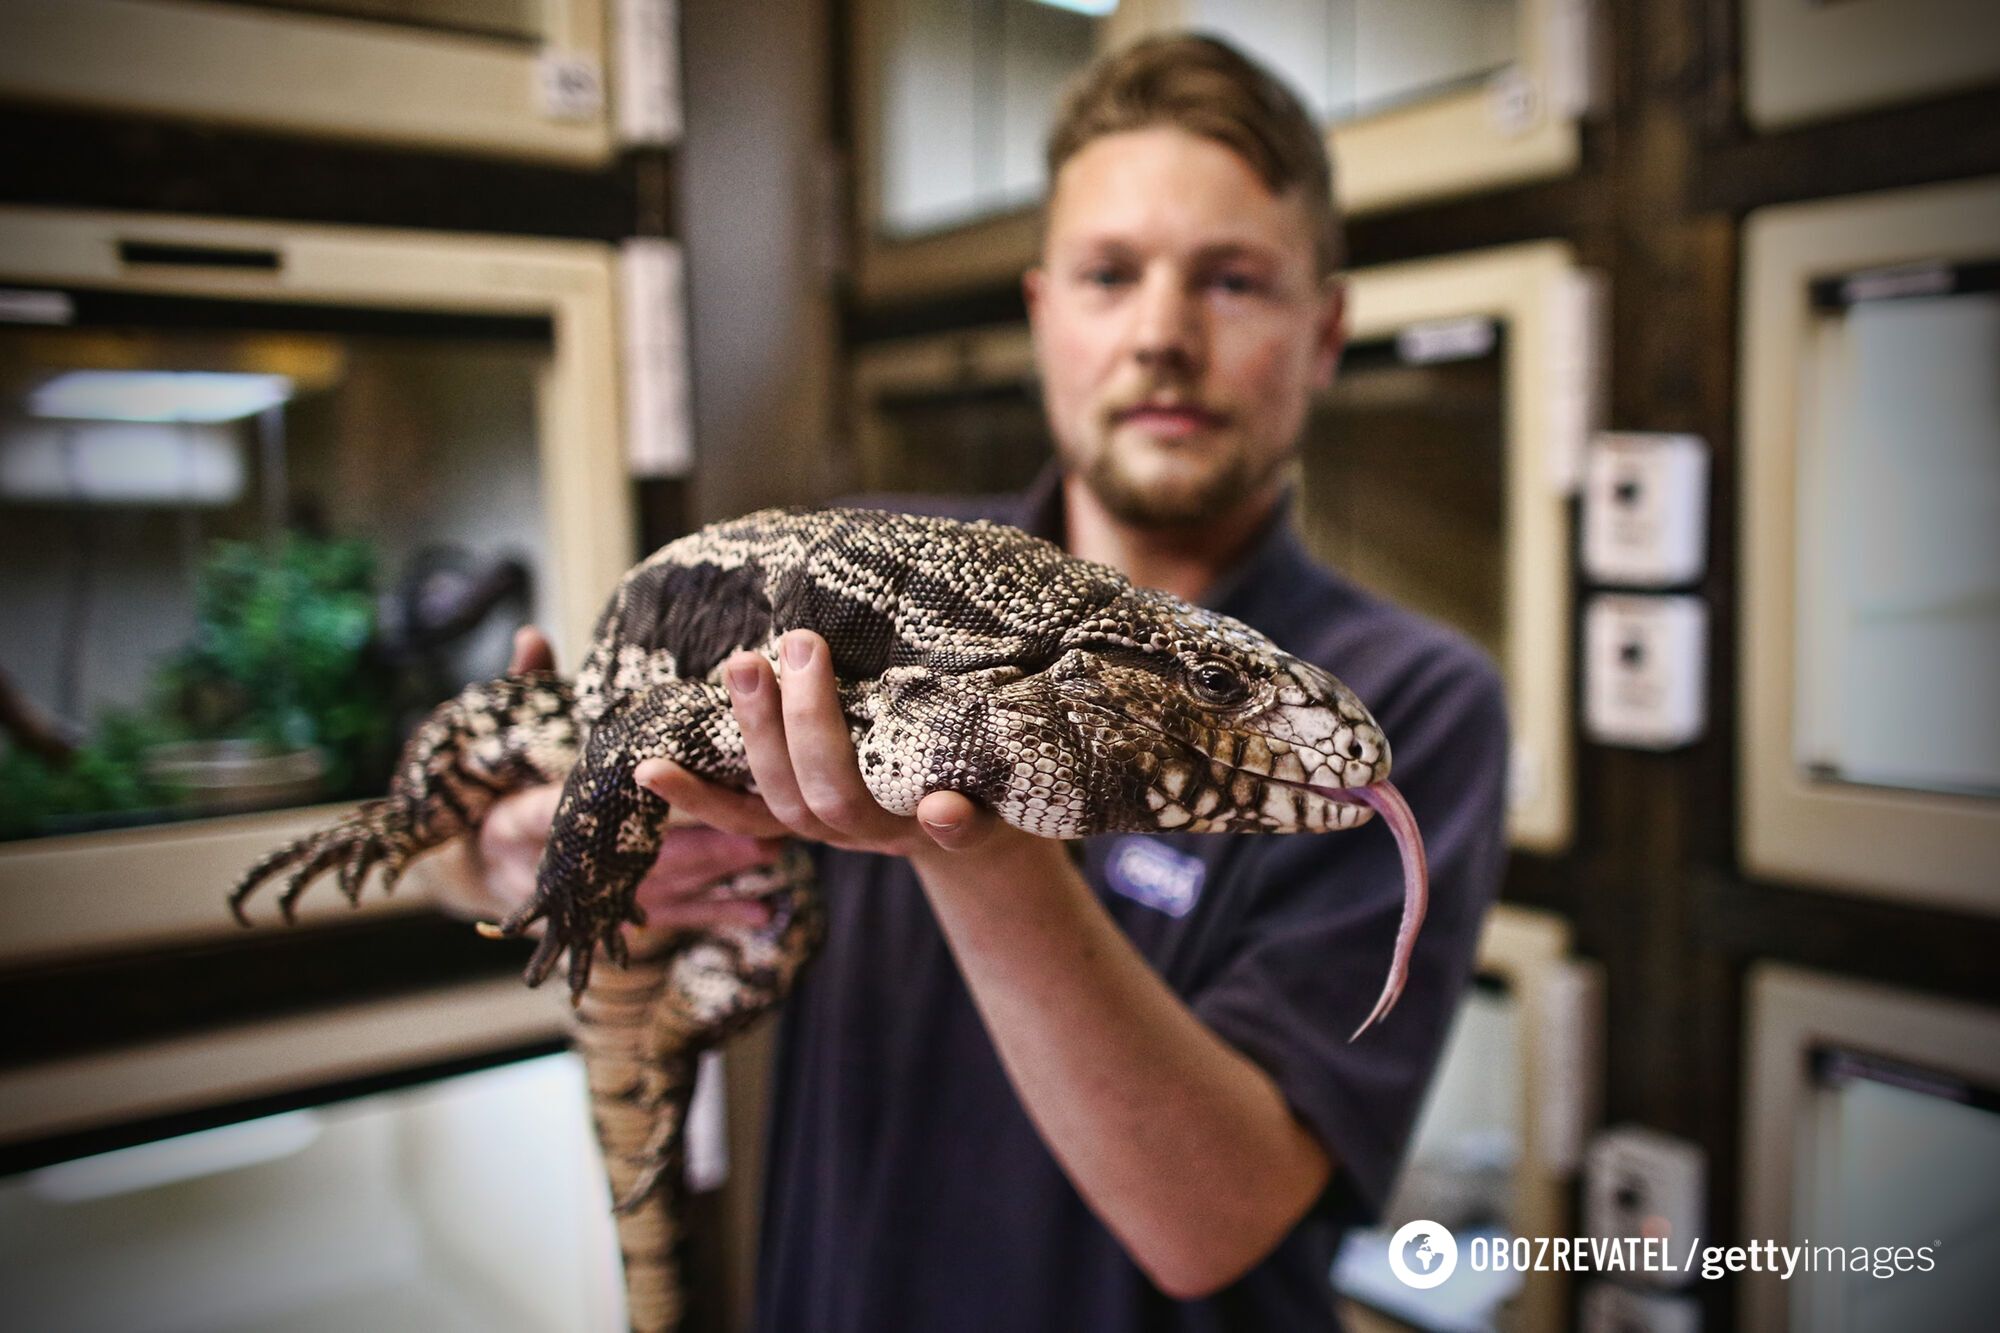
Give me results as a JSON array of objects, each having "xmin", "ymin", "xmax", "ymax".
[{"xmin": 465, "ymin": 34, "xmax": 1508, "ymax": 1331}]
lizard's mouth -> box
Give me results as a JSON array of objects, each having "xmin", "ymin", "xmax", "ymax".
[
  {"xmin": 1110, "ymin": 705, "xmax": 1424, "ymax": 1040},
  {"xmin": 1266, "ymin": 774, "xmax": 1429, "ymax": 1042}
]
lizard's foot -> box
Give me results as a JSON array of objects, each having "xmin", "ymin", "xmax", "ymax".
[
  {"xmin": 502, "ymin": 868, "xmax": 649, "ymax": 1000},
  {"xmin": 230, "ymin": 672, "xmax": 581, "ymax": 932},
  {"xmin": 230, "ymin": 799, "xmax": 420, "ymax": 924}
]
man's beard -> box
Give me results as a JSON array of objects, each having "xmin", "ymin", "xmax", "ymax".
[{"xmin": 1067, "ymin": 431, "xmax": 1291, "ymax": 530}]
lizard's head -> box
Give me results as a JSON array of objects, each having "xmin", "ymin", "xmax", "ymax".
[
  {"xmin": 1031, "ymin": 589, "xmax": 1429, "ymax": 1037},
  {"xmin": 1049, "ymin": 591, "xmax": 1390, "ymax": 835}
]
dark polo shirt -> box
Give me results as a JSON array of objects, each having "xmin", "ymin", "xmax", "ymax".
[{"xmin": 753, "ymin": 472, "xmax": 1510, "ymax": 1332}]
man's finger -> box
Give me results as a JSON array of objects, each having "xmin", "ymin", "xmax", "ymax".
[
  {"xmin": 508, "ymin": 626, "xmax": 557, "ymax": 674},
  {"xmin": 776, "ymin": 631, "xmax": 906, "ymax": 841},
  {"xmin": 915, "ymin": 790, "xmax": 1000, "ymax": 852},
  {"xmin": 724, "ymin": 649, "xmax": 845, "ymax": 842},
  {"xmin": 634, "ymin": 758, "xmax": 792, "ymax": 838}
]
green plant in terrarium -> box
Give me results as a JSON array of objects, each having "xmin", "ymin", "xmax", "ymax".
[
  {"xmin": 0, "ymin": 533, "xmax": 403, "ymax": 840},
  {"xmin": 153, "ymin": 533, "xmax": 396, "ymax": 796},
  {"xmin": 0, "ymin": 711, "xmax": 182, "ymax": 840}
]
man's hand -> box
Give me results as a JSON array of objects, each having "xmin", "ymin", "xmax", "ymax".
[
  {"xmin": 437, "ymin": 627, "xmax": 785, "ymax": 947},
  {"xmin": 633, "ymin": 629, "xmax": 1036, "ymax": 867}
]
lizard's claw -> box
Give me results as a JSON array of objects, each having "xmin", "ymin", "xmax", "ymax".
[
  {"xmin": 230, "ymin": 799, "xmax": 418, "ymax": 925},
  {"xmin": 336, "ymin": 840, "xmax": 381, "ymax": 906}
]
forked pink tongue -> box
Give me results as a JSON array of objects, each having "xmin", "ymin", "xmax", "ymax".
[{"xmin": 1311, "ymin": 779, "xmax": 1429, "ymax": 1040}]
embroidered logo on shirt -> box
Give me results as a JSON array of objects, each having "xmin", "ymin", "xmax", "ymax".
[{"xmin": 1105, "ymin": 838, "xmax": 1205, "ymax": 918}]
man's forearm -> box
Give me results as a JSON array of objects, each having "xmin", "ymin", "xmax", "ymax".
[{"xmin": 908, "ymin": 831, "xmax": 1331, "ymax": 1299}]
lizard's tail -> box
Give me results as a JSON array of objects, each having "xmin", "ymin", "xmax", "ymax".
[
  {"xmin": 566, "ymin": 853, "xmax": 826, "ymax": 1333},
  {"xmin": 572, "ymin": 956, "xmax": 701, "ymax": 1333}
]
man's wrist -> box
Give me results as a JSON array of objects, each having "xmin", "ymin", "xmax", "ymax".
[{"xmin": 906, "ymin": 823, "xmax": 1091, "ymax": 917}]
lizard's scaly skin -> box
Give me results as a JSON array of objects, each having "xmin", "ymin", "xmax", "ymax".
[{"xmin": 232, "ymin": 507, "xmax": 1426, "ymax": 1333}]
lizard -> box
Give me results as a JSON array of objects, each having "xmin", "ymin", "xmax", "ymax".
[{"xmin": 230, "ymin": 505, "xmax": 1430, "ymax": 1333}]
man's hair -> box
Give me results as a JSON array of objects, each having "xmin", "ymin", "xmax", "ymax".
[{"xmin": 1045, "ymin": 33, "xmax": 1343, "ymax": 276}]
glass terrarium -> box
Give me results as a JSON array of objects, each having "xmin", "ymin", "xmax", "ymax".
[
  {"xmin": 1792, "ymin": 267, "xmax": 2000, "ymax": 802},
  {"xmin": 1187, "ymin": 0, "xmax": 1523, "ymax": 128},
  {"xmin": 863, "ymin": 382, "xmax": 1052, "ymax": 498},
  {"xmin": 0, "ymin": 0, "xmax": 616, "ymax": 162},
  {"xmin": 1744, "ymin": 965, "xmax": 2000, "ymax": 1331},
  {"xmin": 1333, "ymin": 906, "xmax": 1592, "ymax": 1332},
  {"xmin": 1332, "ymin": 973, "xmax": 1525, "ymax": 1329},
  {"xmin": 0, "ymin": 209, "xmax": 628, "ymax": 961},
  {"xmin": 1798, "ymin": 1047, "xmax": 2000, "ymax": 1332},
  {"xmin": 0, "ymin": 302, "xmax": 554, "ymax": 843},
  {"xmin": 1740, "ymin": 181, "xmax": 2000, "ymax": 913},
  {"xmin": 871, "ymin": 0, "xmax": 1104, "ymax": 241},
  {"xmin": 849, "ymin": 325, "xmax": 1052, "ymax": 499},
  {"xmin": 0, "ymin": 1049, "xmax": 621, "ymax": 1331},
  {"xmin": 1298, "ymin": 328, "xmax": 1508, "ymax": 663}
]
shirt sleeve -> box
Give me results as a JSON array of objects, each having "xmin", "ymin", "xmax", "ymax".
[{"xmin": 1189, "ymin": 634, "xmax": 1510, "ymax": 1223}]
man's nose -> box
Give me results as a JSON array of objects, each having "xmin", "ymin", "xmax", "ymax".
[{"xmin": 1131, "ymin": 268, "xmax": 1202, "ymax": 374}]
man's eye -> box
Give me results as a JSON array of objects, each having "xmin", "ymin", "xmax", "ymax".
[
  {"xmin": 1190, "ymin": 661, "xmax": 1249, "ymax": 706},
  {"xmin": 1081, "ymin": 266, "xmax": 1129, "ymax": 289},
  {"xmin": 1210, "ymin": 271, "xmax": 1261, "ymax": 295}
]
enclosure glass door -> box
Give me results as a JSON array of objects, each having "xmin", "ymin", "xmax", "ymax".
[{"xmin": 0, "ymin": 298, "xmax": 555, "ymax": 843}]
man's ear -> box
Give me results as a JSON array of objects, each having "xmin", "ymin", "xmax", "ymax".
[{"xmin": 1312, "ymin": 277, "xmax": 1346, "ymax": 391}]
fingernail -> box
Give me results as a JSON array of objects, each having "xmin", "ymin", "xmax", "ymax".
[
  {"xmin": 725, "ymin": 659, "xmax": 759, "ymax": 695},
  {"xmin": 782, "ymin": 634, "xmax": 813, "ymax": 670},
  {"xmin": 921, "ymin": 815, "xmax": 962, "ymax": 835}
]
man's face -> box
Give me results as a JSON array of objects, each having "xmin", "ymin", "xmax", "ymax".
[{"xmin": 1026, "ymin": 126, "xmax": 1343, "ymax": 529}]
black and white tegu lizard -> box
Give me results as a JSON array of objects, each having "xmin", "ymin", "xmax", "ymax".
[{"xmin": 232, "ymin": 506, "xmax": 1429, "ymax": 1333}]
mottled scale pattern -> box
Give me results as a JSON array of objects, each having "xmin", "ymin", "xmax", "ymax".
[
  {"xmin": 230, "ymin": 675, "xmax": 580, "ymax": 924},
  {"xmin": 231, "ymin": 507, "xmax": 1416, "ymax": 1333}
]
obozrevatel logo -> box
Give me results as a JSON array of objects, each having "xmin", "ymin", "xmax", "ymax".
[{"xmin": 1388, "ymin": 1220, "xmax": 1459, "ymax": 1289}]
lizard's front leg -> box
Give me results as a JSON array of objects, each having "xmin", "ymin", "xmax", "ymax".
[
  {"xmin": 501, "ymin": 680, "xmax": 749, "ymax": 997},
  {"xmin": 230, "ymin": 672, "xmax": 579, "ymax": 922}
]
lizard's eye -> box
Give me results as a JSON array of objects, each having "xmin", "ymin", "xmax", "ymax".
[{"xmin": 1189, "ymin": 660, "xmax": 1249, "ymax": 707}]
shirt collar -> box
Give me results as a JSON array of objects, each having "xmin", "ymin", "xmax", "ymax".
[{"xmin": 1009, "ymin": 462, "xmax": 1066, "ymax": 541}]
